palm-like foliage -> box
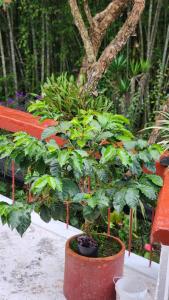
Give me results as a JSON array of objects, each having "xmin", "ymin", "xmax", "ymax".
[{"xmin": 147, "ymin": 111, "xmax": 169, "ymax": 150}]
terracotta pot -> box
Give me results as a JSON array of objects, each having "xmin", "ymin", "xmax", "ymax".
[{"xmin": 63, "ymin": 234, "xmax": 125, "ymax": 300}]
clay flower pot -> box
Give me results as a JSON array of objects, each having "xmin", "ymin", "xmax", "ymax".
[{"xmin": 63, "ymin": 234, "xmax": 125, "ymax": 300}]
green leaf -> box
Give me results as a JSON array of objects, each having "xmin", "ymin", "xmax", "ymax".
[
  {"xmin": 58, "ymin": 150, "xmax": 70, "ymax": 167},
  {"xmin": 90, "ymin": 120, "xmax": 101, "ymax": 132},
  {"xmin": 47, "ymin": 176, "xmax": 58, "ymax": 190},
  {"xmin": 113, "ymin": 188, "xmax": 127, "ymax": 212},
  {"xmin": 148, "ymin": 149, "xmax": 161, "ymax": 161},
  {"xmin": 100, "ymin": 145, "xmax": 116, "ymax": 164},
  {"xmin": 73, "ymin": 193, "xmax": 91, "ymax": 202},
  {"xmin": 138, "ymin": 151, "xmax": 149, "ymax": 162},
  {"xmin": 117, "ymin": 149, "xmax": 130, "ymax": 166},
  {"xmin": 41, "ymin": 126, "xmax": 57, "ymax": 140},
  {"xmin": 40, "ymin": 205, "xmax": 51, "ymax": 223},
  {"xmin": 55, "ymin": 177, "xmax": 63, "ymax": 192},
  {"xmin": 83, "ymin": 206, "xmax": 100, "ymax": 222},
  {"xmin": 62, "ymin": 179, "xmax": 79, "ymax": 199},
  {"xmin": 74, "ymin": 150, "xmax": 89, "ymax": 157},
  {"xmin": 146, "ymin": 174, "xmax": 163, "ymax": 187},
  {"xmin": 125, "ymin": 188, "xmax": 140, "ymax": 208},
  {"xmin": 16, "ymin": 213, "xmax": 31, "ymax": 236},
  {"xmin": 47, "ymin": 139, "xmax": 60, "ymax": 152},
  {"xmin": 32, "ymin": 175, "xmax": 48, "ymax": 192},
  {"xmin": 72, "ymin": 152, "xmax": 83, "ymax": 174},
  {"xmin": 144, "ymin": 161, "xmax": 156, "ymax": 173},
  {"xmin": 123, "ymin": 141, "xmax": 137, "ymax": 151},
  {"xmin": 137, "ymin": 139, "xmax": 148, "ymax": 149},
  {"xmin": 97, "ymin": 114, "xmax": 109, "ymax": 127},
  {"xmin": 8, "ymin": 210, "xmax": 31, "ymax": 236},
  {"xmin": 87, "ymin": 197, "xmax": 98, "ymax": 208},
  {"xmin": 138, "ymin": 184, "xmax": 157, "ymax": 200}
]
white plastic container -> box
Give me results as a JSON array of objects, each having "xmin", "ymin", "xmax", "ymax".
[{"xmin": 115, "ymin": 277, "xmax": 148, "ymax": 300}]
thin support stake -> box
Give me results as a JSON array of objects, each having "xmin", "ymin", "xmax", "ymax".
[
  {"xmin": 88, "ymin": 176, "xmax": 91, "ymax": 193},
  {"xmin": 66, "ymin": 202, "xmax": 70, "ymax": 229},
  {"xmin": 149, "ymin": 208, "xmax": 155, "ymax": 267},
  {"xmin": 12, "ymin": 160, "xmax": 15, "ymax": 204},
  {"xmin": 128, "ymin": 209, "xmax": 133, "ymax": 257},
  {"xmin": 107, "ymin": 207, "xmax": 111, "ymax": 236}
]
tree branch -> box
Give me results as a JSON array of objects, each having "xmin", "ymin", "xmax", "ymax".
[
  {"xmin": 84, "ymin": 0, "xmax": 145, "ymax": 92},
  {"xmin": 83, "ymin": 0, "xmax": 93, "ymax": 28},
  {"xmin": 95, "ymin": 0, "xmax": 128, "ymax": 24},
  {"xmin": 69, "ymin": 0, "xmax": 95, "ymax": 64}
]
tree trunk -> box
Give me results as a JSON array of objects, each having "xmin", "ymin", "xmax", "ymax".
[
  {"xmin": 6, "ymin": 6, "xmax": 18, "ymax": 94},
  {"xmin": 83, "ymin": 0, "xmax": 145, "ymax": 93},
  {"xmin": 41, "ymin": 12, "xmax": 45, "ymax": 84},
  {"xmin": 31, "ymin": 20, "xmax": 39, "ymax": 86},
  {"xmin": 46, "ymin": 14, "xmax": 50, "ymax": 77},
  {"xmin": 0, "ymin": 29, "xmax": 7, "ymax": 98}
]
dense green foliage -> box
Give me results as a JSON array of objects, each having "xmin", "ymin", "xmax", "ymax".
[{"xmin": 0, "ymin": 111, "xmax": 163, "ymax": 235}]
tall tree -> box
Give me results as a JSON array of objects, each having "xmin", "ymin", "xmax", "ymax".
[
  {"xmin": 6, "ymin": 4, "xmax": 18, "ymax": 94},
  {"xmin": 69, "ymin": 0, "xmax": 145, "ymax": 93}
]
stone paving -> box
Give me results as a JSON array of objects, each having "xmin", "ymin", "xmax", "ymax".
[{"xmin": 0, "ymin": 223, "xmax": 156, "ymax": 300}]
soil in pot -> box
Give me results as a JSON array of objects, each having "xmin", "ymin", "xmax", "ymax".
[{"xmin": 71, "ymin": 233, "xmax": 121, "ymax": 258}]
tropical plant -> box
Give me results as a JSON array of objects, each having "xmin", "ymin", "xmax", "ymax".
[
  {"xmin": 0, "ymin": 111, "xmax": 163, "ymax": 236},
  {"xmin": 147, "ymin": 111, "xmax": 169, "ymax": 150},
  {"xmin": 28, "ymin": 73, "xmax": 114, "ymax": 121}
]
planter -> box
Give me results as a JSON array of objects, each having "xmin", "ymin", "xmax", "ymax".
[{"xmin": 63, "ymin": 234, "xmax": 125, "ymax": 300}]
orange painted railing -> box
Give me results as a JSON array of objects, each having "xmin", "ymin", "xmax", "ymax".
[
  {"xmin": 0, "ymin": 105, "xmax": 169, "ymax": 245},
  {"xmin": 0, "ymin": 106, "xmax": 65, "ymax": 146}
]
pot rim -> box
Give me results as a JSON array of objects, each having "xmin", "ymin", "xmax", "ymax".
[{"xmin": 65, "ymin": 233, "xmax": 125, "ymax": 262}]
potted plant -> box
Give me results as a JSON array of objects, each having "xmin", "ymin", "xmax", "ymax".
[{"xmin": 0, "ymin": 109, "xmax": 163, "ymax": 299}]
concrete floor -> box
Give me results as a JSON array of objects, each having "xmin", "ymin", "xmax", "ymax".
[{"xmin": 0, "ymin": 222, "xmax": 157, "ymax": 300}]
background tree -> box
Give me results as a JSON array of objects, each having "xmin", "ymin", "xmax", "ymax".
[{"xmin": 69, "ymin": 0, "xmax": 145, "ymax": 92}]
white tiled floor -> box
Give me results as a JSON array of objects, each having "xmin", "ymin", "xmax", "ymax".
[{"xmin": 0, "ymin": 223, "xmax": 157, "ymax": 300}]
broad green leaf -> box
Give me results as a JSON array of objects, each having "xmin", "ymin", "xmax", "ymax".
[
  {"xmin": 138, "ymin": 151, "xmax": 149, "ymax": 162},
  {"xmin": 144, "ymin": 161, "xmax": 156, "ymax": 173},
  {"xmin": 62, "ymin": 179, "xmax": 79, "ymax": 199},
  {"xmin": 97, "ymin": 114, "xmax": 109, "ymax": 127},
  {"xmin": 113, "ymin": 188, "xmax": 127, "ymax": 212},
  {"xmin": 47, "ymin": 176, "xmax": 58, "ymax": 190},
  {"xmin": 32, "ymin": 175, "xmax": 48, "ymax": 192},
  {"xmin": 16, "ymin": 213, "xmax": 31, "ymax": 236},
  {"xmin": 137, "ymin": 139, "xmax": 148, "ymax": 149},
  {"xmin": 146, "ymin": 174, "xmax": 163, "ymax": 187},
  {"xmin": 138, "ymin": 184, "xmax": 157, "ymax": 200},
  {"xmin": 87, "ymin": 197, "xmax": 98, "ymax": 208},
  {"xmin": 58, "ymin": 150, "xmax": 70, "ymax": 167},
  {"xmin": 90, "ymin": 120, "xmax": 101, "ymax": 132},
  {"xmin": 41, "ymin": 126, "xmax": 57, "ymax": 140},
  {"xmin": 47, "ymin": 139, "xmax": 60, "ymax": 152},
  {"xmin": 74, "ymin": 150, "xmax": 89, "ymax": 157},
  {"xmin": 83, "ymin": 206, "xmax": 100, "ymax": 222},
  {"xmin": 8, "ymin": 210, "xmax": 31, "ymax": 235},
  {"xmin": 148, "ymin": 149, "xmax": 161, "ymax": 161},
  {"xmin": 117, "ymin": 149, "xmax": 130, "ymax": 166},
  {"xmin": 40, "ymin": 205, "xmax": 51, "ymax": 223},
  {"xmin": 72, "ymin": 153, "xmax": 83, "ymax": 173},
  {"xmin": 55, "ymin": 177, "xmax": 63, "ymax": 192},
  {"xmin": 123, "ymin": 141, "xmax": 137, "ymax": 151},
  {"xmin": 73, "ymin": 193, "xmax": 91, "ymax": 202},
  {"xmin": 96, "ymin": 131, "xmax": 113, "ymax": 142},
  {"xmin": 125, "ymin": 188, "xmax": 140, "ymax": 208},
  {"xmin": 100, "ymin": 145, "xmax": 116, "ymax": 164},
  {"xmin": 111, "ymin": 114, "xmax": 130, "ymax": 124}
]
